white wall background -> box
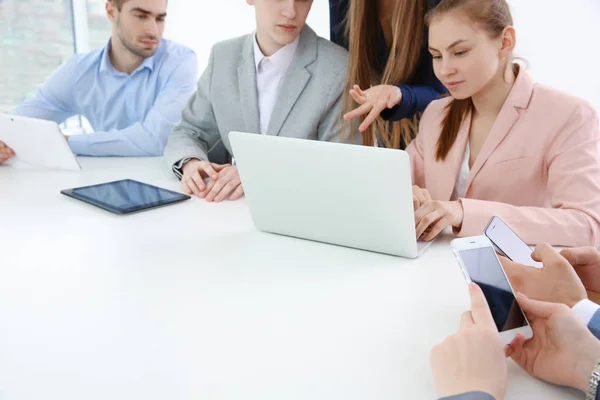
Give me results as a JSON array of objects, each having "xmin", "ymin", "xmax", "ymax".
[
  {"xmin": 164, "ymin": 1, "xmax": 330, "ymax": 74},
  {"xmin": 164, "ymin": 0, "xmax": 600, "ymax": 111}
]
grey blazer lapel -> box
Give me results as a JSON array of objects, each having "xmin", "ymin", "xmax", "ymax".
[
  {"xmin": 237, "ymin": 34, "xmax": 261, "ymax": 134},
  {"xmin": 266, "ymin": 26, "xmax": 317, "ymax": 136}
]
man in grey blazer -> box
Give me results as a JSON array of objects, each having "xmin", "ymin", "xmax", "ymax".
[{"xmin": 164, "ymin": 0, "xmax": 355, "ymax": 202}]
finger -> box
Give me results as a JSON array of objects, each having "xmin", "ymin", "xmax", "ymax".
[
  {"xmin": 229, "ymin": 184, "xmax": 245, "ymax": 201},
  {"xmin": 516, "ymin": 292, "xmax": 563, "ymax": 320},
  {"xmin": 459, "ymin": 311, "xmax": 474, "ymax": 331},
  {"xmin": 353, "ymin": 85, "xmax": 367, "ymax": 97},
  {"xmin": 504, "ymin": 344, "xmax": 513, "ymax": 358},
  {"xmin": 413, "ymin": 188, "xmax": 431, "ymax": 210},
  {"xmin": 358, "ymin": 99, "xmax": 387, "ymax": 132},
  {"xmin": 422, "ymin": 217, "xmax": 449, "ymax": 242},
  {"xmin": 344, "ymin": 102, "xmax": 373, "ymax": 121},
  {"xmin": 213, "ymin": 178, "xmax": 241, "ymax": 202},
  {"xmin": 415, "ymin": 208, "xmax": 443, "ymax": 239},
  {"xmin": 531, "ymin": 243, "xmax": 558, "ymax": 263},
  {"xmin": 387, "ymin": 86, "xmax": 402, "ymax": 108},
  {"xmin": 387, "ymin": 94, "xmax": 397, "ymax": 109},
  {"xmin": 205, "ymin": 175, "xmax": 231, "ymax": 202},
  {"xmin": 423, "ymin": 189, "xmax": 432, "ymax": 202},
  {"xmin": 349, "ymin": 89, "xmax": 367, "ymax": 105},
  {"xmin": 184, "ymin": 176, "xmax": 201, "ymax": 197},
  {"xmin": 561, "ymin": 246, "xmax": 599, "ymax": 267},
  {"xmin": 0, "ymin": 148, "xmax": 14, "ymax": 162},
  {"xmin": 505, "ymin": 333, "xmax": 527, "ymax": 358},
  {"xmin": 469, "ymin": 283, "xmax": 497, "ymax": 328},
  {"xmin": 414, "ymin": 202, "xmax": 434, "ymax": 232},
  {"xmin": 190, "ymin": 171, "xmax": 207, "ymax": 192},
  {"xmin": 499, "ymin": 257, "xmax": 530, "ymax": 295},
  {"xmin": 412, "ymin": 185, "xmax": 427, "ymax": 203},
  {"xmin": 499, "ymin": 256, "xmax": 529, "ymax": 281},
  {"xmin": 509, "ymin": 338, "xmax": 529, "ymax": 370},
  {"xmin": 211, "ymin": 163, "xmax": 231, "ymax": 172},
  {"xmin": 199, "ymin": 179, "xmax": 215, "ymax": 199},
  {"xmin": 413, "ymin": 195, "xmax": 421, "ymax": 211},
  {"xmin": 200, "ymin": 163, "xmax": 219, "ymax": 181}
]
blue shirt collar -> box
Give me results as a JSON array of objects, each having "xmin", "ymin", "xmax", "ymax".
[{"xmin": 99, "ymin": 39, "xmax": 158, "ymax": 75}]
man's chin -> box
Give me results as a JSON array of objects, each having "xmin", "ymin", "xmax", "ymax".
[{"xmin": 132, "ymin": 46, "xmax": 158, "ymax": 58}]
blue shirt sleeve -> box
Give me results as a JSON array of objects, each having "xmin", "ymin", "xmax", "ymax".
[
  {"xmin": 67, "ymin": 52, "xmax": 199, "ymax": 157},
  {"xmin": 12, "ymin": 55, "xmax": 79, "ymax": 123},
  {"xmin": 381, "ymin": 83, "xmax": 445, "ymax": 120}
]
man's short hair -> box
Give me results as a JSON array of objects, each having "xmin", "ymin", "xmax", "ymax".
[
  {"xmin": 110, "ymin": 0, "xmax": 128, "ymax": 11},
  {"xmin": 110, "ymin": 0, "xmax": 167, "ymax": 11}
]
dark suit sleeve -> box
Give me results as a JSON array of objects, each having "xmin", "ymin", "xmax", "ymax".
[
  {"xmin": 439, "ymin": 392, "xmax": 496, "ymax": 400},
  {"xmin": 329, "ymin": 0, "xmax": 349, "ymax": 49},
  {"xmin": 590, "ymin": 309, "xmax": 600, "ymax": 340},
  {"xmin": 380, "ymin": 13, "xmax": 447, "ymax": 121},
  {"xmin": 381, "ymin": 81, "xmax": 446, "ymax": 121}
]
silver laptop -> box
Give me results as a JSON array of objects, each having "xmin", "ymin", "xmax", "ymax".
[
  {"xmin": 229, "ymin": 132, "xmax": 434, "ymax": 258},
  {"xmin": 0, "ymin": 114, "xmax": 81, "ymax": 171}
]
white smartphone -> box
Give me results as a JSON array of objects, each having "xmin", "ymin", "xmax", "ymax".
[
  {"xmin": 484, "ymin": 216, "xmax": 542, "ymax": 268},
  {"xmin": 451, "ymin": 236, "xmax": 534, "ymax": 344}
]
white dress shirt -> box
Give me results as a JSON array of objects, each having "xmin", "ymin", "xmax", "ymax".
[
  {"xmin": 451, "ymin": 142, "xmax": 471, "ymax": 200},
  {"xmin": 572, "ymin": 299, "xmax": 600, "ymax": 326},
  {"xmin": 172, "ymin": 34, "xmax": 300, "ymax": 177},
  {"xmin": 253, "ymin": 34, "xmax": 299, "ymax": 134}
]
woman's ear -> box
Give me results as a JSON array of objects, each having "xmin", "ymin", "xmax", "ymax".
[{"xmin": 499, "ymin": 26, "xmax": 517, "ymax": 57}]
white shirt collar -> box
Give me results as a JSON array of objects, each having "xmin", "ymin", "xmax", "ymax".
[{"xmin": 253, "ymin": 33, "xmax": 300, "ymax": 75}]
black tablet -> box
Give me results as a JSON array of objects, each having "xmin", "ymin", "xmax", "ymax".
[{"xmin": 61, "ymin": 179, "xmax": 190, "ymax": 215}]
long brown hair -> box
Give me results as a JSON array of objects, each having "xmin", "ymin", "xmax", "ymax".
[
  {"xmin": 424, "ymin": 0, "xmax": 515, "ymax": 160},
  {"xmin": 343, "ymin": 0, "xmax": 428, "ymax": 148}
]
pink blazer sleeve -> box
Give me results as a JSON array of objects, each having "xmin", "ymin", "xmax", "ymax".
[{"xmin": 458, "ymin": 105, "xmax": 600, "ymax": 247}]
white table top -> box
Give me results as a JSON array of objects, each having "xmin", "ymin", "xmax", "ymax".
[{"xmin": 0, "ymin": 158, "xmax": 580, "ymax": 400}]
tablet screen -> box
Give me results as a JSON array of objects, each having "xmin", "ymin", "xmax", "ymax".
[{"xmin": 63, "ymin": 179, "xmax": 189, "ymax": 214}]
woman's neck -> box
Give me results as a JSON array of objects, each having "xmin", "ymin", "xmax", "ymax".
[{"xmin": 471, "ymin": 65, "xmax": 517, "ymax": 119}]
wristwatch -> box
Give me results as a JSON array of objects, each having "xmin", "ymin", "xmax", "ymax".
[{"xmin": 587, "ymin": 360, "xmax": 600, "ymax": 400}]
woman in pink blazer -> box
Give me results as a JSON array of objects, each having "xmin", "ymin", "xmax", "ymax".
[{"xmin": 408, "ymin": 0, "xmax": 600, "ymax": 247}]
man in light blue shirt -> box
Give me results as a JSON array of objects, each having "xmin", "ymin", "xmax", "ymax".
[{"xmin": 9, "ymin": 0, "xmax": 198, "ymax": 158}]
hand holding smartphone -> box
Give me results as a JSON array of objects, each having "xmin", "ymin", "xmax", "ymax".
[
  {"xmin": 451, "ymin": 236, "xmax": 534, "ymax": 344},
  {"xmin": 484, "ymin": 216, "xmax": 542, "ymax": 268}
]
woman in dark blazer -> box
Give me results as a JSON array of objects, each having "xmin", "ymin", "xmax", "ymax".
[{"xmin": 330, "ymin": 0, "xmax": 446, "ymax": 149}]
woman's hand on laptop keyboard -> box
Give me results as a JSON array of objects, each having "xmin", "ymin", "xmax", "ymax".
[
  {"xmin": 0, "ymin": 141, "xmax": 15, "ymax": 163},
  {"xmin": 412, "ymin": 185, "xmax": 432, "ymax": 210},
  {"xmin": 414, "ymin": 200, "xmax": 464, "ymax": 241}
]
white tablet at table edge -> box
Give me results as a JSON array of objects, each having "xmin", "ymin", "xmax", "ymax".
[
  {"xmin": 228, "ymin": 131, "xmax": 433, "ymax": 258},
  {"xmin": 0, "ymin": 114, "xmax": 81, "ymax": 171}
]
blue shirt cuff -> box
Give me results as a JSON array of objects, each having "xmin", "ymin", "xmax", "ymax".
[{"xmin": 67, "ymin": 134, "xmax": 90, "ymax": 156}]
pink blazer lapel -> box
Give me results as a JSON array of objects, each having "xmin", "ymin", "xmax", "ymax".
[{"xmin": 464, "ymin": 70, "xmax": 535, "ymax": 195}]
